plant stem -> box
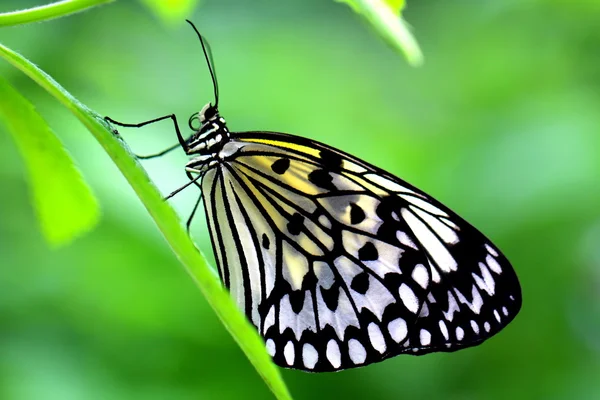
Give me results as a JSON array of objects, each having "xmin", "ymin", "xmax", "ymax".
[
  {"xmin": 0, "ymin": 42, "xmax": 292, "ymax": 400},
  {"xmin": 0, "ymin": 0, "xmax": 114, "ymax": 27}
]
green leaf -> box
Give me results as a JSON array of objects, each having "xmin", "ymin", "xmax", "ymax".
[
  {"xmin": 336, "ymin": 0, "xmax": 423, "ymax": 66},
  {"xmin": 0, "ymin": 43, "xmax": 292, "ymax": 400},
  {"xmin": 0, "ymin": 77, "xmax": 99, "ymax": 246},
  {"xmin": 0, "ymin": 0, "xmax": 115, "ymax": 27},
  {"xmin": 140, "ymin": 0, "xmax": 202, "ymax": 25}
]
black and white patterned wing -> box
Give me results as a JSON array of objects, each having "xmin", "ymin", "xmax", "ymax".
[{"xmin": 201, "ymin": 131, "xmax": 521, "ymax": 372}]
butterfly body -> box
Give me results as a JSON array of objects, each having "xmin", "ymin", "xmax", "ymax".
[{"xmin": 178, "ymin": 103, "xmax": 522, "ymax": 372}]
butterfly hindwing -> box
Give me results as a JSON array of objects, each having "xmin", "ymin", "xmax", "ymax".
[{"xmin": 202, "ymin": 131, "xmax": 521, "ymax": 371}]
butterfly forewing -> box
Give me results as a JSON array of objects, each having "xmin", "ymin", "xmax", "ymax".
[{"xmin": 202, "ymin": 131, "xmax": 521, "ymax": 372}]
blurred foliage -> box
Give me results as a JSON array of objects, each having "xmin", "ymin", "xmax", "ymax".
[
  {"xmin": 1, "ymin": 0, "xmax": 599, "ymax": 399},
  {"xmin": 140, "ymin": 0, "xmax": 201, "ymax": 25}
]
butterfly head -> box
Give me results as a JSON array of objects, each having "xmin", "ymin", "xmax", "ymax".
[
  {"xmin": 199, "ymin": 102, "xmax": 218, "ymax": 124},
  {"xmin": 185, "ymin": 102, "xmax": 230, "ymax": 173}
]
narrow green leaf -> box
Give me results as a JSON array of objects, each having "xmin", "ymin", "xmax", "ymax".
[
  {"xmin": 0, "ymin": 43, "xmax": 292, "ymax": 400},
  {"xmin": 139, "ymin": 0, "xmax": 202, "ymax": 25},
  {"xmin": 336, "ymin": 0, "xmax": 423, "ymax": 66},
  {"xmin": 0, "ymin": 77, "xmax": 99, "ymax": 246},
  {"xmin": 0, "ymin": 0, "xmax": 115, "ymax": 27}
]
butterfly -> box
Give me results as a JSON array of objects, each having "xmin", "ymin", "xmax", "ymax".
[{"xmin": 105, "ymin": 20, "xmax": 522, "ymax": 372}]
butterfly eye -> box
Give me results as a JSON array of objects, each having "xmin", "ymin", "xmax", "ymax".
[{"xmin": 203, "ymin": 105, "xmax": 217, "ymax": 121}]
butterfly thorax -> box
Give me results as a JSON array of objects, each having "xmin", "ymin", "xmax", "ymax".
[{"xmin": 185, "ymin": 104, "xmax": 231, "ymax": 174}]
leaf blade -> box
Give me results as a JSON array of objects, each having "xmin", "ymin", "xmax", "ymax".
[
  {"xmin": 0, "ymin": 77, "xmax": 99, "ymax": 246},
  {"xmin": 337, "ymin": 0, "xmax": 423, "ymax": 66}
]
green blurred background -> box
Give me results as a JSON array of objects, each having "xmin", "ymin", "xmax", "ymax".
[{"xmin": 1, "ymin": 0, "xmax": 600, "ymax": 399}]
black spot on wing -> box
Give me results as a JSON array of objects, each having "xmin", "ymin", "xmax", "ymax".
[
  {"xmin": 271, "ymin": 158, "xmax": 290, "ymax": 174},
  {"xmin": 287, "ymin": 213, "xmax": 304, "ymax": 235},
  {"xmin": 320, "ymin": 286, "xmax": 339, "ymax": 311},
  {"xmin": 262, "ymin": 233, "xmax": 270, "ymax": 249},
  {"xmin": 358, "ymin": 242, "xmax": 378, "ymax": 261},
  {"xmin": 349, "ymin": 203, "xmax": 366, "ymax": 224},
  {"xmin": 319, "ymin": 149, "xmax": 343, "ymax": 171},
  {"xmin": 289, "ymin": 289, "xmax": 306, "ymax": 313},
  {"xmin": 350, "ymin": 272, "xmax": 370, "ymax": 294},
  {"xmin": 308, "ymin": 169, "xmax": 336, "ymax": 190}
]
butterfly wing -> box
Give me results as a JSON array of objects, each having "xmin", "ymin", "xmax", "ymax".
[{"xmin": 201, "ymin": 131, "xmax": 521, "ymax": 372}]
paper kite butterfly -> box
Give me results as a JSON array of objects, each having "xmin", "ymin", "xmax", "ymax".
[{"xmin": 106, "ymin": 20, "xmax": 522, "ymax": 372}]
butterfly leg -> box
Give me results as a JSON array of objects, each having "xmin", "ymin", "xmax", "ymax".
[
  {"xmin": 164, "ymin": 173, "xmax": 202, "ymax": 200},
  {"xmin": 104, "ymin": 114, "xmax": 188, "ymax": 159},
  {"xmin": 186, "ymin": 177, "xmax": 204, "ymax": 234}
]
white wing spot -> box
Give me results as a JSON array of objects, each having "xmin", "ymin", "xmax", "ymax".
[
  {"xmin": 443, "ymin": 290, "xmax": 460, "ymax": 322},
  {"xmin": 486, "ymin": 254, "xmax": 503, "ymax": 274},
  {"xmin": 388, "ymin": 318, "xmax": 408, "ymax": 343},
  {"xmin": 429, "ymin": 259, "xmax": 441, "ymax": 283},
  {"xmin": 485, "ymin": 244, "xmax": 499, "ymax": 257},
  {"xmin": 419, "ymin": 301, "xmax": 429, "ymax": 317},
  {"xmin": 471, "ymin": 320, "xmax": 480, "ymax": 335},
  {"xmin": 494, "ymin": 309, "xmax": 501, "ymax": 323},
  {"xmin": 348, "ymin": 339, "xmax": 367, "ymax": 364},
  {"xmin": 440, "ymin": 217, "xmax": 459, "ymax": 230},
  {"xmin": 439, "ymin": 320, "xmax": 449, "ymax": 340},
  {"xmin": 456, "ymin": 326, "xmax": 464, "ymax": 341},
  {"xmin": 502, "ymin": 306, "xmax": 509, "ymax": 316},
  {"xmin": 484, "ymin": 322, "xmax": 491, "ymax": 332},
  {"xmin": 318, "ymin": 214, "xmax": 332, "ymax": 229},
  {"xmin": 284, "ymin": 341, "xmax": 295, "ymax": 365},
  {"xmin": 326, "ymin": 340, "xmax": 341, "ymax": 369},
  {"xmin": 367, "ymin": 323, "xmax": 386, "ymax": 354},
  {"xmin": 427, "ymin": 292, "xmax": 437, "ymax": 304},
  {"xmin": 399, "ymin": 283, "xmax": 419, "ymax": 314},
  {"xmin": 266, "ymin": 339, "xmax": 276, "ymax": 356},
  {"xmin": 302, "ymin": 343, "xmax": 318, "ymax": 370},
  {"xmin": 411, "ymin": 264, "xmax": 429, "ymax": 289},
  {"xmin": 420, "ymin": 329, "xmax": 431, "ymax": 346},
  {"xmin": 397, "ymin": 231, "xmax": 418, "ymax": 250}
]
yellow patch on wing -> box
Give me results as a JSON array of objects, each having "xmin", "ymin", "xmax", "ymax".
[{"xmin": 243, "ymin": 138, "xmax": 321, "ymax": 158}]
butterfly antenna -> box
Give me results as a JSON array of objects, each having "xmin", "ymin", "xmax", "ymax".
[{"xmin": 186, "ymin": 19, "xmax": 219, "ymax": 108}]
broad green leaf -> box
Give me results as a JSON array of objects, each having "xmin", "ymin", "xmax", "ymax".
[
  {"xmin": 336, "ymin": 0, "xmax": 423, "ymax": 66},
  {"xmin": 0, "ymin": 77, "xmax": 99, "ymax": 246},
  {"xmin": 0, "ymin": 43, "xmax": 292, "ymax": 400},
  {"xmin": 140, "ymin": 0, "xmax": 201, "ymax": 25}
]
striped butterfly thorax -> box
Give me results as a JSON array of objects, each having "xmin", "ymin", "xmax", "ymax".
[{"xmin": 107, "ymin": 20, "xmax": 522, "ymax": 373}]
